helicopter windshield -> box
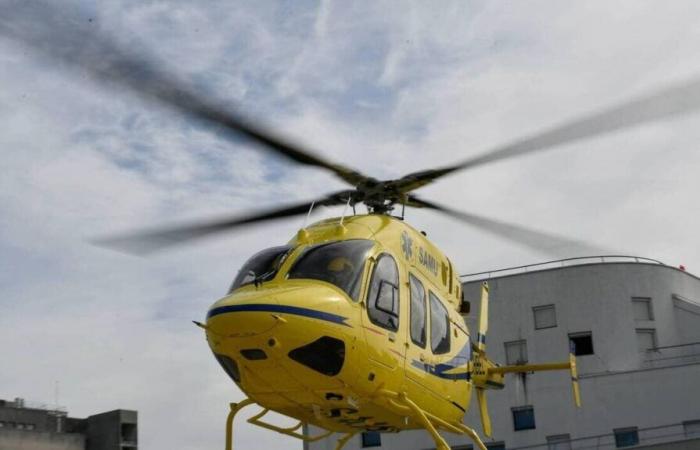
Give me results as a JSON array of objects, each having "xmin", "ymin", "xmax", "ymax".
[
  {"xmin": 287, "ymin": 239, "xmax": 374, "ymax": 301},
  {"xmin": 229, "ymin": 245, "xmax": 293, "ymax": 293}
]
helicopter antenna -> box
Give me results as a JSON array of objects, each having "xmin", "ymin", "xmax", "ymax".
[
  {"xmin": 302, "ymin": 201, "xmax": 315, "ymax": 229},
  {"xmin": 339, "ymin": 196, "xmax": 352, "ymax": 225}
]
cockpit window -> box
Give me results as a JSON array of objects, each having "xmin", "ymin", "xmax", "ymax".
[
  {"xmin": 229, "ymin": 245, "xmax": 293, "ymax": 293},
  {"xmin": 287, "ymin": 239, "xmax": 374, "ymax": 301}
]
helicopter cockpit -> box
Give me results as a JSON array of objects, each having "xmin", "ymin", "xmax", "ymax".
[
  {"xmin": 288, "ymin": 239, "xmax": 374, "ymax": 300},
  {"xmin": 228, "ymin": 245, "xmax": 293, "ymax": 293},
  {"xmin": 229, "ymin": 239, "xmax": 375, "ymax": 301}
]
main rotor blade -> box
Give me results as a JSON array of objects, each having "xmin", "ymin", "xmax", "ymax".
[
  {"xmin": 408, "ymin": 196, "xmax": 610, "ymax": 258},
  {"xmin": 395, "ymin": 77, "xmax": 700, "ymax": 192},
  {"xmin": 0, "ymin": 1, "xmax": 369, "ymax": 187},
  {"xmin": 95, "ymin": 191, "xmax": 352, "ymax": 255}
]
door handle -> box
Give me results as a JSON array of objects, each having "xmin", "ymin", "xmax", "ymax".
[{"xmin": 419, "ymin": 353, "xmax": 426, "ymax": 362}]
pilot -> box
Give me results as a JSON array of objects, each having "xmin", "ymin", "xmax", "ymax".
[{"xmin": 326, "ymin": 256, "xmax": 354, "ymax": 288}]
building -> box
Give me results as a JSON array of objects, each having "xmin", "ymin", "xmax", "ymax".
[
  {"xmin": 0, "ymin": 398, "xmax": 137, "ymax": 450},
  {"xmin": 308, "ymin": 256, "xmax": 700, "ymax": 450}
]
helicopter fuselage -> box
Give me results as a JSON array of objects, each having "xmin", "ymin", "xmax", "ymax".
[{"xmin": 205, "ymin": 214, "xmax": 472, "ymax": 433}]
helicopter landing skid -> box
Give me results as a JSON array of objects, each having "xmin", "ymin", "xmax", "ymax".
[
  {"xmin": 224, "ymin": 399, "xmax": 352, "ymax": 450},
  {"xmin": 376, "ymin": 389, "xmax": 487, "ymax": 450}
]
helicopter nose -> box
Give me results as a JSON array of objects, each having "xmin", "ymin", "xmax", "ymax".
[{"xmin": 205, "ymin": 283, "xmax": 350, "ymax": 337}]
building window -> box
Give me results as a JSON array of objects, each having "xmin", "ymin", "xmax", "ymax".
[
  {"xmin": 547, "ymin": 434, "xmax": 571, "ymax": 450},
  {"xmin": 631, "ymin": 297, "xmax": 654, "ymax": 321},
  {"xmin": 504, "ymin": 340, "xmax": 528, "ymax": 365},
  {"xmin": 361, "ymin": 431, "xmax": 381, "ymax": 447},
  {"xmin": 636, "ymin": 329, "xmax": 657, "ymax": 352},
  {"xmin": 512, "ymin": 405, "xmax": 536, "ymax": 431},
  {"xmin": 16, "ymin": 423, "xmax": 25, "ymax": 430},
  {"xmin": 569, "ymin": 332, "xmax": 594, "ymax": 356},
  {"xmin": 683, "ymin": 420, "xmax": 700, "ymax": 438},
  {"xmin": 486, "ymin": 443, "xmax": 506, "ymax": 450},
  {"xmin": 533, "ymin": 305, "xmax": 556, "ymax": 329},
  {"xmin": 26, "ymin": 424, "xmax": 35, "ymax": 431},
  {"xmin": 614, "ymin": 427, "xmax": 639, "ymax": 447}
]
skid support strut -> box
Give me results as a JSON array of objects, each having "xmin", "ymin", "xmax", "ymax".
[
  {"xmin": 376, "ymin": 389, "xmax": 487, "ymax": 450},
  {"xmin": 224, "ymin": 398, "xmax": 345, "ymax": 450}
]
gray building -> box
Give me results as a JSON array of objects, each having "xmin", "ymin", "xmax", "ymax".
[
  {"xmin": 0, "ymin": 398, "xmax": 137, "ymax": 450},
  {"xmin": 308, "ymin": 256, "xmax": 700, "ymax": 450}
]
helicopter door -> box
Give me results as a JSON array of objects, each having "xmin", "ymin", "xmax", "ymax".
[
  {"xmin": 361, "ymin": 253, "xmax": 406, "ymax": 376},
  {"xmin": 402, "ymin": 273, "xmax": 435, "ymax": 406}
]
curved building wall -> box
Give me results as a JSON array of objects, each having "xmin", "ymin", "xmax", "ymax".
[{"xmin": 307, "ymin": 260, "xmax": 700, "ymax": 450}]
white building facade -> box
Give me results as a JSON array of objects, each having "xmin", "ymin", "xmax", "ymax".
[{"xmin": 307, "ymin": 257, "xmax": 700, "ymax": 450}]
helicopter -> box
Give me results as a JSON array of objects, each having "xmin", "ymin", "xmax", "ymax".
[{"xmin": 4, "ymin": 3, "xmax": 700, "ymax": 450}]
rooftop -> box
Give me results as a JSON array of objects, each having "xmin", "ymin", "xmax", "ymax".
[{"xmin": 460, "ymin": 255, "xmax": 697, "ymax": 283}]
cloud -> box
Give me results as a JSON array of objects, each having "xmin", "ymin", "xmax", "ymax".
[{"xmin": 1, "ymin": 1, "xmax": 700, "ymax": 449}]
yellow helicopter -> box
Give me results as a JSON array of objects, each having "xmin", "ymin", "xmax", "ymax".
[{"xmin": 4, "ymin": 4, "xmax": 700, "ymax": 449}]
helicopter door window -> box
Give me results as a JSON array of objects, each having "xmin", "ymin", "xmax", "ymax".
[
  {"xmin": 367, "ymin": 254, "xmax": 400, "ymax": 331},
  {"xmin": 429, "ymin": 291, "xmax": 451, "ymax": 354},
  {"xmin": 409, "ymin": 274, "xmax": 427, "ymax": 348},
  {"xmin": 229, "ymin": 245, "xmax": 293, "ymax": 293},
  {"xmin": 288, "ymin": 239, "xmax": 374, "ymax": 301}
]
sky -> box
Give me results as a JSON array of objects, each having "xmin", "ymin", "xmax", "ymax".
[{"xmin": 1, "ymin": 1, "xmax": 700, "ymax": 449}]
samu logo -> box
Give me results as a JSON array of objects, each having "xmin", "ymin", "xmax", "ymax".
[{"xmin": 400, "ymin": 231, "xmax": 413, "ymax": 260}]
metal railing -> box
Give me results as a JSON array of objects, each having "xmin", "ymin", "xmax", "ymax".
[
  {"xmin": 1, "ymin": 398, "xmax": 67, "ymax": 414},
  {"xmin": 643, "ymin": 341, "xmax": 700, "ymax": 368},
  {"xmin": 507, "ymin": 421, "xmax": 700, "ymax": 450},
  {"xmin": 460, "ymin": 256, "xmax": 667, "ymax": 283}
]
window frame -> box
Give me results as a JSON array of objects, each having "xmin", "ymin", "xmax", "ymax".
[
  {"xmin": 614, "ymin": 427, "xmax": 639, "ymax": 448},
  {"xmin": 631, "ymin": 297, "xmax": 654, "ymax": 321},
  {"xmin": 568, "ymin": 331, "xmax": 594, "ymax": 356},
  {"xmin": 512, "ymin": 405, "xmax": 536, "ymax": 431},
  {"xmin": 533, "ymin": 304, "xmax": 557, "ymax": 330},
  {"xmin": 547, "ymin": 434, "xmax": 572, "ymax": 450},
  {"xmin": 361, "ymin": 431, "xmax": 382, "ymax": 448},
  {"xmin": 504, "ymin": 339, "xmax": 528, "ymax": 365},
  {"xmin": 635, "ymin": 328, "xmax": 657, "ymax": 352},
  {"xmin": 366, "ymin": 253, "xmax": 401, "ymax": 332},
  {"xmin": 409, "ymin": 273, "xmax": 427, "ymax": 348},
  {"xmin": 229, "ymin": 245, "xmax": 293, "ymax": 293},
  {"xmin": 429, "ymin": 291, "xmax": 451, "ymax": 355}
]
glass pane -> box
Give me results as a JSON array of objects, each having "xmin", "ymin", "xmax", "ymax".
[
  {"xmin": 288, "ymin": 240, "xmax": 374, "ymax": 301},
  {"xmin": 534, "ymin": 305, "xmax": 556, "ymax": 329},
  {"xmin": 636, "ymin": 330, "xmax": 656, "ymax": 352},
  {"xmin": 684, "ymin": 420, "xmax": 700, "ymax": 438},
  {"xmin": 632, "ymin": 298, "xmax": 652, "ymax": 321},
  {"xmin": 614, "ymin": 429, "xmax": 639, "ymax": 447},
  {"xmin": 547, "ymin": 434, "xmax": 571, "ymax": 450},
  {"xmin": 409, "ymin": 274, "xmax": 426, "ymax": 347},
  {"xmin": 505, "ymin": 340, "xmax": 527, "ymax": 365},
  {"xmin": 361, "ymin": 431, "xmax": 381, "ymax": 447},
  {"xmin": 230, "ymin": 245, "xmax": 293, "ymax": 292},
  {"xmin": 430, "ymin": 292, "xmax": 450, "ymax": 354},
  {"xmin": 513, "ymin": 406, "xmax": 536, "ymax": 431},
  {"xmin": 367, "ymin": 254, "xmax": 400, "ymax": 331}
]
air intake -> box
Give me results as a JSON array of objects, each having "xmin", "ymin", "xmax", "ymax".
[
  {"xmin": 214, "ymin": 353, "xmax": 241, "ymax": 383},
  {"xmin": 288, "ymin": 336, "xmax": 345, "ymax": 376}
]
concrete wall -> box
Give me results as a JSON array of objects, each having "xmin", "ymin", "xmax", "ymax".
[
  {"xmin": 308, "ymin": 261, "xmax": 700, "ymax": 450},
  {"xmin": 0, "ymin": 429, "xmax": 84, "ymax": 450},
  {"xmin": 86, "ymin": 410, "xmax": 137, "ymax": 450}
]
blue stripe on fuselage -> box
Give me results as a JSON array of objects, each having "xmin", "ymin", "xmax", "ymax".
[
  {"xmin": 206, "ymin": 303, "xmax": 351, "ymax": 327},
  {"xmin": 411, "ymin": 341, "xmax": 472, "ymax": 381}
]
